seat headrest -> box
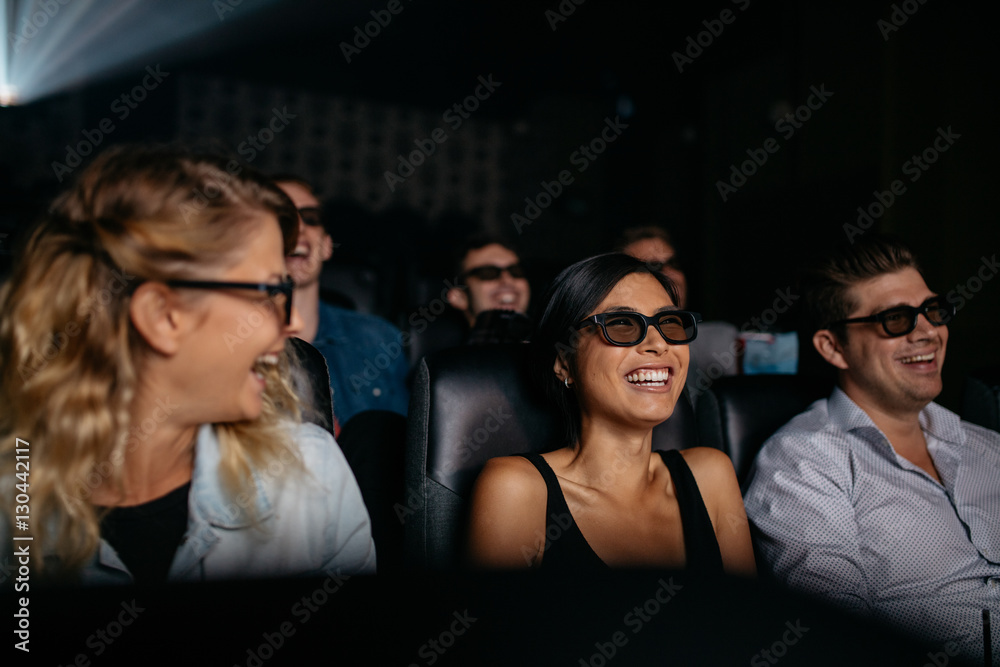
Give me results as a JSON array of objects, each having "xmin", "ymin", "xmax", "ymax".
[
  {"xmin": 705, "ymin": 374, "xmax": 832, "ymax": 485},
  {"xmin": 421, "ymin": 343, "xmax": 560, "ymax": 497}
]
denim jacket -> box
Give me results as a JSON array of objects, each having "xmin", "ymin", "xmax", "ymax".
[
  {"xmin": 311, "ymin": 301, "xmax": 410, "ymax": 427},
  {"xmin": 75, "ymin": 421, "xmax": 376, "ymax": 584}
]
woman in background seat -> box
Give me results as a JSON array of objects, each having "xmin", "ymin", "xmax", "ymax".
[{"xmin": 467, "ymin": 253, "xmax": 755, "ymax": 575}]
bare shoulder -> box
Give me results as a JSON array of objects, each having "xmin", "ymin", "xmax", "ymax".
[
  {"xmin": 467, "ymin": 455, "xmax": 548, "ymax": 568},
  {"xmin": 676, "ymin": 446, "xmax": 738, "ymax": 488},
  {"xmin": 677, "ymin": 446, "xmax": 756, "ymax": 576},
  {"xmin": 471, "ymin": 455, "xmax": 547, "ymax": 506}
]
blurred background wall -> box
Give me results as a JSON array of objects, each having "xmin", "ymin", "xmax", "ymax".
[{"xmin": 1, "ymin": 0, "xmax": 996, "ymax": 410}]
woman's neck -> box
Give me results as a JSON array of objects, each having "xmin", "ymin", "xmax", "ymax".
[
  {"xmin": 565, "ymin": 418, "xmax": 659, "ymax": 497},
  {"xmin": 90, "ymin": 393, "xmax": 199, "ymax": 507}
]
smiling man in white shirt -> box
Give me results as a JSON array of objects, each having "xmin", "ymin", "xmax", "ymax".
[{"xmin": 743, "ymin": 235, "xmax": 999, "ymax": 662}]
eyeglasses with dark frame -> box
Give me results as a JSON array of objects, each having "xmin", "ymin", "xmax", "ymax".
[
  {"xmin": 643, "ymin": 257, "xmax": 682, "ymax": 274},
  {"xmin": 297, "ymin": 207, "xmax": 322, "ymax": 227},
  {"xmin": 461, "ymin": 263, "xmax": 526, "ymax": 282},
  {"xmin": 164, "ymin": 277, "xmax": 297, "ymax": 325},
  {"xmin": 828, "ymin": 296, "xmax": 954, "ymax": 337},
  {"xmin": 576, "ymin": 310, "xmax": 702, "ymax": 346}
]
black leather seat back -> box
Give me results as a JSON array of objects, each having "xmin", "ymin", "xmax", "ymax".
[
  {"xmin": 287, "ymin": 336, "xmax": 335, "ymax": 437},
  {"xmin": 697, "ymin": 374, "xmax": 832, "ymax": 488},
  {"xmin": 423, "ymin": 344, "xmax": 559, "ymax": 495},
  {"xmin": 963, "ymin": 367, "xmax": 1000, "ymax": 433},
  {"xmin": 404, "ymin": 343, "xmax": 702, "ymax": 569},
  {"xmin": 652, "ymin": 385, "xmax": 700, "ymax": 452}
]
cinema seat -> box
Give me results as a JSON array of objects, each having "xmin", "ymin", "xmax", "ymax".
[
  {"xmin": 962, "ymin": 366, "xmax": 1000, "ymax": 434},
  {"xmin": 695, "ymin": 374, "xmax": 833, "ymax": 488},
  {"xmin": 287, "ymin": 336, "xmax": 335, "ymax": 437}
]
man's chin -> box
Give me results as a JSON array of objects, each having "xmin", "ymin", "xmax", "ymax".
[
  {"xmin": 485, "ymin": 300, "xmax": 527, "ymax": 313},
  {"xmin": 287, "ymin": 261, "xmax": 320, "ymax": 286}
]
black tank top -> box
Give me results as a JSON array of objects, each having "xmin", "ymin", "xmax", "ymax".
[
  {"xmin": 99, "ymin": 482, "xmax": 190, "ymax": 585},
  {"xmin": 522, "ymin": 450, "xmax": 724, "ymax": 573}
]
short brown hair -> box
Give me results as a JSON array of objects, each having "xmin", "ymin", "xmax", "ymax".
[
  {"xmin": 801, "ymin": 234, "xmax": 920, "ymax": 338},
  {"xmin": 613, "ymin": 225, "xmax": 674, "ymax": 253}
]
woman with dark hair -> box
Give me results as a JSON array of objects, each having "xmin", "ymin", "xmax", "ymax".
[
  {"xmin": 0, "ymin": 144, "xmax": 376, "ymax": 583},
  {"xmin": 467, "ymin": 253, "xmax": 755, "ymax": 574}
]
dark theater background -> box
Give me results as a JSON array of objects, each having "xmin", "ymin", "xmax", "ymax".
[
  {"xmin": 1, "ymin": 0, "xmax": 997, "ymax": 663},
  {"xmin": 2, "ymin": 0, "xmax": 997, "ymax": 409}
]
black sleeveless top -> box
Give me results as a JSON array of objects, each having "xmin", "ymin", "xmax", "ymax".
[
  {"xmin": 99, "ymin": 482, "xmax": 191, "ymax": 585},
  {"xmin": 522, "ymin": 450, "xmax": 724, "ymax": 573}
]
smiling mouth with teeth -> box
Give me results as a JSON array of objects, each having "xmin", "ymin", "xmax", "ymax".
[
  {"xmin": 899, "ymin": 353, "xmax": 935, "ymax": 364},
  {"xmin": 252, "ymin": 353, "xmax": 280, "ymax": 379},
  {"xmin": 626, "ymin": 369, "xmax": 671, "ymax": 386}
]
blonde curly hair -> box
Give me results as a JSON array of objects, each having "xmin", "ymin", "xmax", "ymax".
[{"xmin": 0, "ymin": 144, "xmax": 305, "ymax": 576}]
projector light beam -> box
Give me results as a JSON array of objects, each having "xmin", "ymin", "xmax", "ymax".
[{"xmin": 1, "ymin": 0, "xmax": 280, "ymax": 106}]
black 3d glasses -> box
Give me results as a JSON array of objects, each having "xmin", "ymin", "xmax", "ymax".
[{"xmin": 829, "ymin": 296, "xmax": 954, "ymax": 337}]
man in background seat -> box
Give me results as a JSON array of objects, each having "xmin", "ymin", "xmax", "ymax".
[
  {"xmin": 445, "ymin": 233, "xmax": 532, "ymax": 344},
  {"xmin": 275, "ymin": 176, "xmax": 409, "ymax": 433}
]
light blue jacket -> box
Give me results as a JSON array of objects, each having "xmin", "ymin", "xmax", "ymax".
[{"xmin": 76, "ymin": 421, "xmax": 376, "ymax": 584}]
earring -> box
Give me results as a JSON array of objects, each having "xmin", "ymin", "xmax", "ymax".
[{"xmin": 564, "ymin": 377, "xmax": 571, "ymax": 389}]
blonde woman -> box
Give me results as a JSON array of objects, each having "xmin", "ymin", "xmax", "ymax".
[{"xmin": 0, "ymin": 145, "xmax": 376, "ymax": 584}]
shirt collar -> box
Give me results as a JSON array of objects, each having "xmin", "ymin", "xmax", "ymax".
[
  {"xmin": 190, "ymin": 423, "xmax": 274, "ymax": 528},
  {"xmin": 828, "ymin": 386, "xmax": 965, "ymax": 447}
]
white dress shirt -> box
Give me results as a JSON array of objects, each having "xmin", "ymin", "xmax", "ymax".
[{"xmin": 744, "ymin": 387, "xmax": 1000, "ymax": 661}]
